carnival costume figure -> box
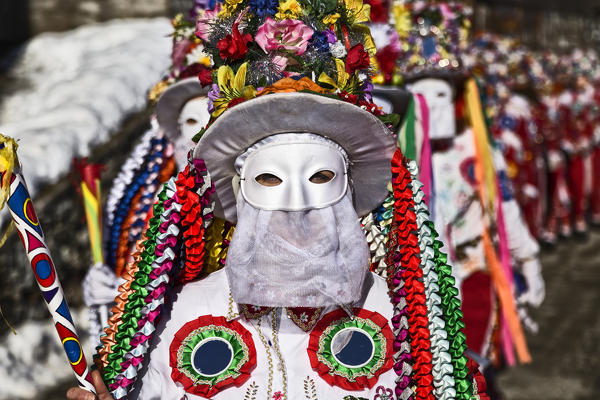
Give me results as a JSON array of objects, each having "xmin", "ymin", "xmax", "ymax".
[
  {"xmin": 81, "ymin": 4, "xmax": 229, "ymax": 346},
  {"xmin": 68, "ymin": 0, "xmax": 489, "ymax": 399},
  {"xmin": 363, "ymin": 0, "xmax": 543, "ymax": 374}
]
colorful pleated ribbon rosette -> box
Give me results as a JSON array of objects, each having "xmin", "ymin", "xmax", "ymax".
[{"xmin": 169, "ymin": 315, "xmax": 257, "ymax": 398}]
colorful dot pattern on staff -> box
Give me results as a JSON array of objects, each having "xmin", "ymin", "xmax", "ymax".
[{"xmin": 5, "ymin": 170, "xmax": 96, "ymax": 393}]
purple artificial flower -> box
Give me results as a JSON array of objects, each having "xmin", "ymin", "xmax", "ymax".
[
  {"xmin": 362, "ymin": 80, "xmax": 373, "ymax": 101},
  {"xmin": 324, "ymin": 29, "xmax": 337, "ymax": 44},
  {"xmin": 207, "ymin": 83, "xmax": 220, "ymax": 113}
]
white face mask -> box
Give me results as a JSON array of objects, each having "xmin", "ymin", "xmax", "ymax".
[
  {"xmin": 238, "ymin": 135, "xmax": 348, "ymax": 211},
  {"xmin": 175, "ymin": 96, "xmax": 211, "ymax": 168},
  {"xmin": 409, "ymin": 78, "xmax": 456, "ymax": 139}
]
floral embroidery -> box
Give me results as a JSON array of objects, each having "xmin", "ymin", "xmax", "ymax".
[
  {"xmin": 244, "ymin": 381, "xmax": 259, "ymax": 400},
  {"xmin": 272, "ymin": 391, "xmax": 284, "ymax": 400},
  {"xmin": 303, "ymin": 376, "xmax": 318, "ymax": 400}
]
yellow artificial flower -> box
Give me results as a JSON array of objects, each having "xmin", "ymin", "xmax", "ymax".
[
  {"xmin": 276, "ymin": 0, "xmax": 303, "ymax": 20},
  {"xmin": 372, "ymin": 74, "xmax": 385, "ymax": 85},
  {"xmin": 392, "ymin": 2, "xmax": 411, "ymax": 38},
  {"xmin": 213, "ymin": 63, "xmax": 257, "ymax": 117},
  {"xmin": 344, "ymin": 0, "xmax": 371, "ymax": 25},
  {"xmin": 148, "ymin": 80, "xmax": 169, "ymax": 103},
  {"xmin": 219, "ymin": 0, "xmax": 244, "ymax": 17},
  {"xmin": 318, "ymin": 58, "xmax": 352, "ymax": 92},
  {"xmin": 322, "ymin": 13, "xmax": 340, "ymax": 25}
]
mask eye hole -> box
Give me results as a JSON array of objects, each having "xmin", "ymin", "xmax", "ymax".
[
  {"xmin": 186, "ymin": 118, "xmax": 198, "ymax": 125},
  {"xmin": 437, "ymin": 92, "xmax": 446, "ymax": 98},
  {"xmin": 309, "ymin": 170, "xmax": 335, "ymax": 184},
  {"xmin": 255, "ymin": 173, "xmax": 282, "ymax": 187}
]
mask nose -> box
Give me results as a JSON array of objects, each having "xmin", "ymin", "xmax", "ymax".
[{"xmin": 286, "ymin": 176, "xmax": 310, "ymax": 210}]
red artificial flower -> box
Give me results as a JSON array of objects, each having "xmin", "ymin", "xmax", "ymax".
[
  {"xmin": 337, "ymin": 91, "xmax": 358, "ymax": 104},
  {"xmin": 376, "ymin": 45, "xmax": 399, "ymax": 84},
  {"xmin": 180, "ymin": 63, "xmax": 205, "ymax": 79},
  {"xmin": 216, "ymin": 23, "xmax": 253, "ymax": 61},
  {"xmin": 358, "ymin": 99, "xmax": 385, "ymax": 116},
  {"xmin": 345, "ymin": 43, "xmax": 370, "ymax": 74},
  {"xmin": 228, "ymin": 97, "xmax": 247, "ymax": 108},
  {"xmin": 197, "ymin": 67, "xmax": 213, "ymax": 87},
  {"xmin": 365, "ymin": 0, "xmax": 389, "ymax": 23}
]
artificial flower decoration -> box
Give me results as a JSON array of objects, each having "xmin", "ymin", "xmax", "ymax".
[
  {"xmin": 346, "ymin": 43, "xmax": 370, "ymax": 74},
  {"xmin": 216, "ymin": 22, "xmax": 253, "ymax": 60},
  {"xmin": 255, "ymin": 18, "xmax": 314, "ymax": 55},
  {"xmin": 220, "ymin": 0, "xmax": 245, "ymax": 16},
  {"xmin": 365, "ymin": 0, "xmax": 389, "ymax": 23},
  {"xmin": 193, "ymin": 0, "xmax": 401, "ymax": 128},
  {"xmin": 275, "ymin": 0, "xmax": 303, "ymax": 19},
  {"xmin": 323, "ymin": 13, "xmax": 341, "ymax": 24},
  {"xmin": 249, "ymin": 0, "xmax": 280, "ymax": 17},
  {"xmin": 391, "ymin": 2, "xmax": 411, "ymax": 38},
  {"xmin": 212, "ymin": 63, "xmax": 257, "ymax": 116},
  {"xmin": 390, "ymin": 0, "xmax": 472, "ymax": 81}
]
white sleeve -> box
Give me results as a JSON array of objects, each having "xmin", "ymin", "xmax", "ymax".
[
  {"xmin": 135, "ymin": 364, "xmax": 164, "ymax": 400},
  {"xmin": 492, "ymin": 147, "xmax": 540, "ymax": 262},
  {"xmin": 501, "ymin": 198, "xmax": 540, "ymax": 262}
]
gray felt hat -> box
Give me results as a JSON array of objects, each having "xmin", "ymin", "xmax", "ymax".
[
  {"xmin": 193, "ymin": 92, "xmax": 396, "ymax": 223},
  {"xmin": 156, "ymin": 77, "xmax": 210, "ymax": 141}
]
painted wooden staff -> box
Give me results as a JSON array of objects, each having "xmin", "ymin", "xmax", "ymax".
[{"xmin": 0, "ymin": 134, "xmax": 96, "ymax": 394}]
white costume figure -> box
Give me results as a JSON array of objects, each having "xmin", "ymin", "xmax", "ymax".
[
  {"xmin": 409, "ymin": 78, "xmax": 456, "ymax": 140},
  {"xmin": 156, "ymin": 78, "xmax": 212, "ymax": 168},
  {"xmin": 134, "ymin": 90, "xmax": 400, "ymax": 398},
  {"xmin": 68, "ymin": 2, "xmax": 492, "ymax": 399},
  {"xmin": 82, "ymin": 78, "xmax": 212, "ymax": 346}
]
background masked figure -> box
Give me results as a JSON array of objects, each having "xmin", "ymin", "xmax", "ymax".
[{"xmin": 81, "ymin": 5, "xmax": 219, "ymax": 345}]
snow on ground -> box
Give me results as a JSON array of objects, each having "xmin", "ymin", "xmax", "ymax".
[
  {"xmin": 0, "ymin": 307, "xmax": 92, "ymax": 399},
  {"xmin": 0, "ymin": 18, "xmax": 172, "ymax": 398},
  {"xmin": 0, "ymin": 17, "xmax": 172, "ymax": 194}
]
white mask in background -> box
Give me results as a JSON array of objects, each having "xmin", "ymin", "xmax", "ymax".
[
  {"xmin": 409, "ymin": 78, "xmax": 456, "ymax": 140},
  {"xmin": 174, "ymin": 96, "xmax": 211, "ymax": 168},
  {"xmin": 237, "ymin": 134, "xmax": 348, "ymax": 212},
  {"xmin": 226, "ymin": 133, "xmax": 369, "ymax": 307},
  {"xmin": 371, "ymin": 95, "xmax": 394, "ymax": 114}
]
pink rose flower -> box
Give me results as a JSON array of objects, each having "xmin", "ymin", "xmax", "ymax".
[
  {"xmin": 195, "ymin": 5, "xmax": 221, "ymax": 41},
  {"xmin": 255, "ymin": 17, "xmax": 314, "ymax": 55}
]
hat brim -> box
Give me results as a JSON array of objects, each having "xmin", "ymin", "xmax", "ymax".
[
  {"xmin": 372, "ymin": 85, "xmax": 413, "ymax": 117},
  {"xmin": 156, "ymin": 78, "xmax": 210, "ymax": 141},
  {"xmin": 193, "ymin": 92, "xmax": 396, "ymax": 223}
]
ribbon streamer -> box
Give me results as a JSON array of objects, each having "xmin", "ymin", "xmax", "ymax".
[
  {"xmin": 0, "ymin": 134, "xmax": 96, "ymax": 394},
  {"xmin": 464, "ymin": 80, "xmax": 531, "ymax": 364}
]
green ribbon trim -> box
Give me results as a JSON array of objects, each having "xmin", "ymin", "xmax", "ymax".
[
  {"xmin": 398, "ymin": 97, "xmax": 416, "ymax": 160},
  {"xmin": 427, "ymin": 221, "xmax": 473, "ymax": 400},
  {"xmin": 102, "ymin": 182, "xmax": 169, "ymax": 385}
]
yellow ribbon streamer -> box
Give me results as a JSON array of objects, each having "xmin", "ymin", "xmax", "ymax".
[
  {"xmin": 465, "ymin": 79, "xmax": 496, "ymax": 213},
  {"xmin": 464, "ymin": 80, "xmax": 531, "ymax": 363},
  {"xmin": 81, "ymin": 179, "xmax": 103, "ymax": 264}
]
